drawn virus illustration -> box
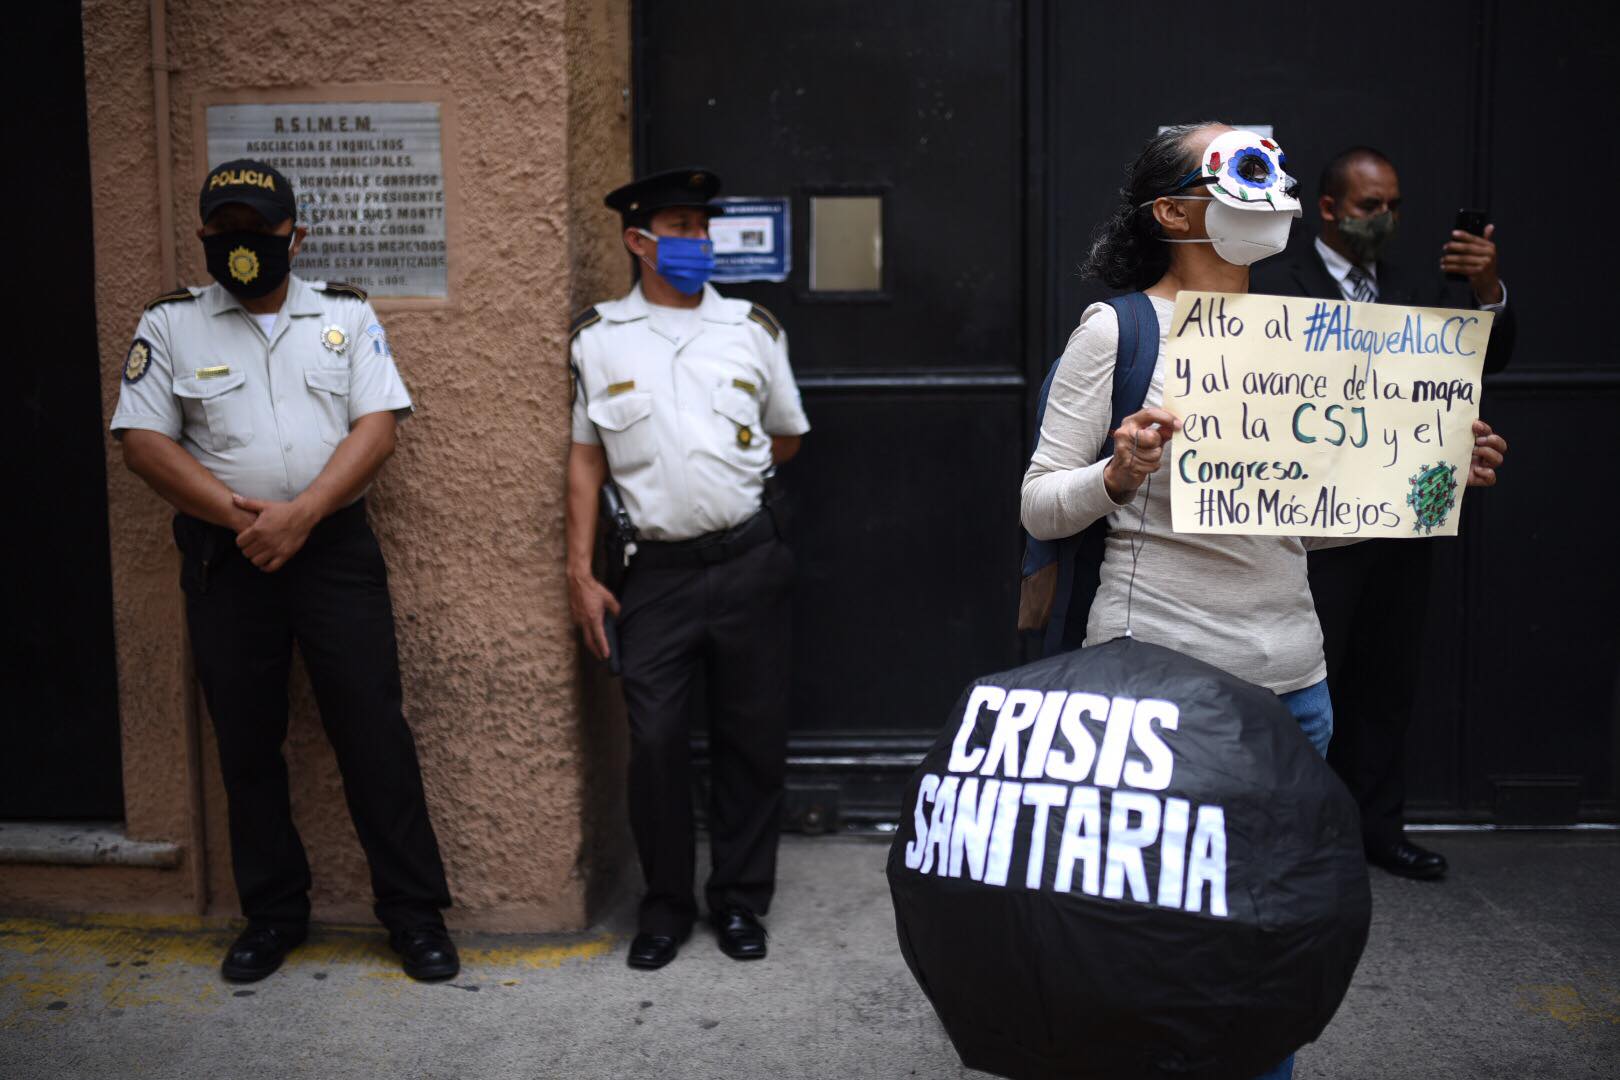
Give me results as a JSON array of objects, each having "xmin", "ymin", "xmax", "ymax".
[{"xmin": 1406, "ymin": 462, "xmax": 1458, "ymax": 534}]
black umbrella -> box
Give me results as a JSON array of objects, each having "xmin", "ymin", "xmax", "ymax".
[{"xmin": 888, "ymin": 637, "xmax": 1370, "ymax": 1080}]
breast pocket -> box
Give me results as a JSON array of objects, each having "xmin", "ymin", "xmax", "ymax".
[
  {"xmin": 173, "ymin": 372, "xmax": 254, "ymax": 452},
  {"xmin": 711, "ymin": 386, "xmax": 767, "ymax": 460},
  {"xmin": 586, "ymin": 392, "xmax": 657, "ymax": 472},
  {"xmin": 304, "ymin": 367, "xmax": 351, "ymax": 446}
]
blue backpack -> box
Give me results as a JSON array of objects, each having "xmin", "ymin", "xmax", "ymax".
[{"xmin": 1020, "ymin": 292, "xmax": 1160, "ymax": 657}]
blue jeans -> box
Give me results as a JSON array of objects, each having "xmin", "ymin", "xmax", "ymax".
[
  {"xmin": 1279, "ymin": 678, "xmax": 1333, "ymax": 758},
  {"xmin": 1250, "ymin": 678, "xmax": 1336, "ymax": 1080}
]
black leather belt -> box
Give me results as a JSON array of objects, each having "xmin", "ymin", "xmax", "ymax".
[{"xmin": 632, "ymin": 511, "xmax": 775, "ymax": 570}]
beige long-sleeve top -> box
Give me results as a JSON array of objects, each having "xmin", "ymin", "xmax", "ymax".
[{"xmin": 1021, "ymin": 296, "xmax": 1329, "ymax": 694}]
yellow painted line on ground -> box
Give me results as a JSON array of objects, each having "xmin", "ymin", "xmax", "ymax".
[
  {"xmin": 0, "ymin": 912, "xmax": 618, "ymax": 1027},
  {"xmin": 1516, "ymin": 984, "xmax": 1620, "ymax": 1028},
  {"xmin": 0, "ymin": 913, "xmax": 615, "ymax": 971},
  {"xmin": 461, "ymin": 937, "xmax": 616, "ymax": 970},
  {"xmin": 0, "ymin": 913, "xmax": 236, "ymax": 970}
]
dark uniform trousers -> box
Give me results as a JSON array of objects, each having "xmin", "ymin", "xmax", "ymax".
[
  {"xmin": 174, "ymin": 500, "xmax": 452, "ymax": 933},
  {"xmin": 1309, "ymin": 537, "xmax": 1434, "ymax": 850},
  {"xmin": 616, "ymin": 531, "xmax": 794, "ymax": 937}
]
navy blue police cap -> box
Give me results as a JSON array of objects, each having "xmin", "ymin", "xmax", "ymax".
[
  {"xmin": 604, "ymin": 167, "xmax": 722, "ymax": 223},
  {"xmin": 199, "ymin": 159, "xmax": 297, "ymax": 225}
]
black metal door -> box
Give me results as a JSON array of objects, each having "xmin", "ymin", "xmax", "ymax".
[
  {"xmin": 0, "ymin": 8, "xmax": 126, "ymax": 819},
  {"xmin": 1040, "ymin": 0, "xmax": 1616, "ymax": 823},
  {"xmin": 637, "ymin": 0, "xmax": 1619, "ymax": 826},
  {"xmin": 635, "ymin": 1, "xmax": 1029, "ymax": 825},
  {"xmin": 1454, "ymin": 1, "xmax": 1619, "ymax": 823}
]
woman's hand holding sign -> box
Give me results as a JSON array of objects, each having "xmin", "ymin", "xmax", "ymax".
[
  {"xmin": 1104, "ymin": 407, "xmax": 1183, "ymax": 503},
  {"xmin": 1468, "ymin": 419, "xmax": 1507, "ymax": 488}
]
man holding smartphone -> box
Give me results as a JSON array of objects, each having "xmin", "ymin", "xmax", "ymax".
[{"xmin": 1252, "ymin": 146, "xmax": 1515, "ymax": 882}]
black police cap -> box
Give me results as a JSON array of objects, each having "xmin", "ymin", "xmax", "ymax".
[
  {"xmin": 199, "ymin": 159, "xmax": 297, "ymax": 225},
  {"xmin": 604, "ymin": 167, "xmax": 722, "ymax": 220}
]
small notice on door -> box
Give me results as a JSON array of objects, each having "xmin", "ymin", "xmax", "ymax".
[
  {"xmin": 709, "ymin": 197, "xmax": 790, "ymax": 283},
  {"xmin": 1160, "ymin": 291, "xmax": 1491, "ymax": 538}
]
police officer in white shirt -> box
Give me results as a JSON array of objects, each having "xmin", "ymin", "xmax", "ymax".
[
  {"xmin": 567, "ymin": 168, "xmax": 811, "ymax": 969},
  {"xmin": 111, "ymin": 160, "xmax": 457, "ymax": 984}
]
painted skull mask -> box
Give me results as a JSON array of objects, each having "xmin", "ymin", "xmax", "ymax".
[{"xmin": 1200, "ymin": 130, "xmax": 1302, "ymax": 215}]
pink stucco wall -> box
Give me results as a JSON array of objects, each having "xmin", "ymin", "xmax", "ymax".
[{"xmin": 0, "ymin": 0, "xmax": 634, "ymax": 931}]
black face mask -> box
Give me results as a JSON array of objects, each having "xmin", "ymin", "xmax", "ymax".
[{"xmin": 203, "ymin": 230, "xmax": 293, "ymax": 298}]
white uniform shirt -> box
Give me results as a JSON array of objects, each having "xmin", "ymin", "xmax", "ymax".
[
  {"xmin": 110, "ymin": 275, "xmax": 413, "ymax": 502},
  {"xmin": 570, "ymin": 283, "xmax": 811, "ymax": 541}
]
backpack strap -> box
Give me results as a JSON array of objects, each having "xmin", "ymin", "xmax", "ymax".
[
  {"xmin": 1103, "ymin": 291, "xmax": 1160, "ymax": 454},
  {"xmin": 1019, "ymin": 357, "xmax": 1067, "ymax": 579},
  {"xmin": 1035, "ymin": 292, "xmax": 1161, "ymax": 656}
]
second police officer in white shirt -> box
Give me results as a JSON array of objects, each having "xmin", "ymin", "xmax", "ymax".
[{"xmin": 566, "ymin": 168, "xmax": 811, "ymax": 970}]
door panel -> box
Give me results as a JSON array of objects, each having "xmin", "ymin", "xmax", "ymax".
[
  {"xmin": 0, "ymin": 7, "xmax": 125, "ymax": 819},
  {"xmin": 638, "ymin": 1, "xmax": 1023, "ymax": 372},
  {"xmin": 1459, "ymin": 0, "xmax": 1620, "ymax": 820},
  {"xmin": 638, "ymin": 1, "xmax": 1027, "ymax": 824},
  {"xmin": 786, "ymin": 391, "xmax": 1023, "ymax": 736}
]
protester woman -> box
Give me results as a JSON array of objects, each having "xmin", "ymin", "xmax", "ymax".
[{"xmin": 1020, "ymin": 122, "xmax": 1507, "ymax": 1080}]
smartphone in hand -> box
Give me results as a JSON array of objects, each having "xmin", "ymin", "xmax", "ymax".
[{"xmin": 1449, "ymin": 208, "xmax": 1488, "ymax": 281}]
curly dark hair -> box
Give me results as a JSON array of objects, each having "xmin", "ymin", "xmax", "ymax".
[{"xmin": 1082, "ymin": 122, "xmax": 1222, "ymax": 291}]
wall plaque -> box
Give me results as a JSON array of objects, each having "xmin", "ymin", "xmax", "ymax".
[{"xmin": 201, "ymin": 89, "xmax": 456, "ymax": 305}]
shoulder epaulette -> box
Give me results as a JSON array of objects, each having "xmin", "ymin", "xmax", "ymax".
[
  {"xmin": 570, "ymin": 306, "xmax": 602, "ymax": 339},
  {"xmin": 747, "ymin": 303, "xmax": 783, "ymax": 341},
  {"xmin": 320, "ymin": 282, "xmax": 369, "ymax": 301},
  {"xmin": 143, "ymin": 289, "xmax": 196, "ymax": 312}
]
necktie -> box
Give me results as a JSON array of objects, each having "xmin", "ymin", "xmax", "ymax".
[{"xmin": 1345, "ymin": 265, "xmax": 1378, "ymax": 303}]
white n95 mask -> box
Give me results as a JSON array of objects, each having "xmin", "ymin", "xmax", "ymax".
[{"xmin": 1191, "ymin": 199, "xmax": 1296, "ymax": 265}]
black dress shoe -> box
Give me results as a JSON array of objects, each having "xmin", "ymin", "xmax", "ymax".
[
  {"xmin": 627, "ymin": 931, "xmax": 684, "ymax": 970},
  {"xmin": 711, "ymin": 907, "xmax": 767, "ymax": 961},
  {"xmin": 1367, "ymin": 838, "xmax": 1448, "ymax": 880},
  {"xmin": 390, "ymin": 925, "xmax": 460, "ymax": 981},
  {"xmin": 221, "ymin": 924, "xmax": 306, "ymax": 982}
]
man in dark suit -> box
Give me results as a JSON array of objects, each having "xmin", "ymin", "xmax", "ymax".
[{"xmin": 1251, "ymin": 146, "xmax": 1515, "ymax": 881}]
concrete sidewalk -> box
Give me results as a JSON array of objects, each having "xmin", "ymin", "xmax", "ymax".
[{"xmin": 2, "ymin": 832, "xmax": 1616, "ymax": 1079}]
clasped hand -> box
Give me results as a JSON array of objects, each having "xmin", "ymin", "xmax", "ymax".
[{"xmin": 232, "ymin": 493, "xmax": 319, "ymax": 573}]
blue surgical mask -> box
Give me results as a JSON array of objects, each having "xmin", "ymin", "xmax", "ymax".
[{"xmin": 636, "ymin": 228, "xmax": 715, "ymax": 295}]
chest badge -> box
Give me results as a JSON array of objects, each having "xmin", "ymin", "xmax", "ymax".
[
  {"xmin": 227, "ymin": 246, "xmax": 260, "ymax": 285},
  {"xmin": 320, "ymin": 325, "xmax": 349, "ymax": 354},
  {"xmin": 737, "ymin": 425, "xmax": 754, "ymax": 448},
  {"xmin": 123, "ymin": 338, "xmax": 153, "ymax": 384}
]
